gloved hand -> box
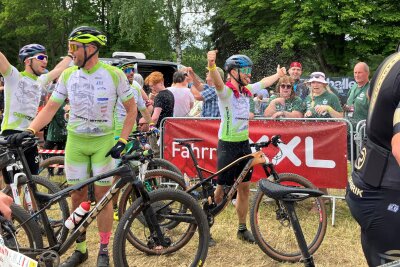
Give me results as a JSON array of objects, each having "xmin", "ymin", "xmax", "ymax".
[
  {"xmin": 149, "ymin": 124, "xmax": 160, "ymax": 137},
  {"xmin": 106, "ymin": 141, "xmax": 126, "ymax": 159},
  {"xmin": 6, "ymin": 130, "xmax": 35, "ymax": 146}
]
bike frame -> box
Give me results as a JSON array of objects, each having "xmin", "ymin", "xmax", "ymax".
[{"xmin": 180, "ymin": 140, "xmax": 276, "ymax": 218}]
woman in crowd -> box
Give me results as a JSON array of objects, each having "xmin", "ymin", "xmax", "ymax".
[
  {"xmin": 263, "ymin": 76, "xmax": 305, "ymax": 118},
  {"xmin": 304, "ymin": 72, "xmax": 343, "ymax": 119}
]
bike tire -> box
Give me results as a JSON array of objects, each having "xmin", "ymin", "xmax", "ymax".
[
  {"xmin": 38, "ymin": 156, "xmax": 67, "ymax": 189},
  {"xmin": 3, "ymin": 175, "xmax": 70, "ymax": 244},
  {"xmin": 2, "ymin": 203, "xmax": 44, "ymax": 258},
  {"xmin": 113, "ymin": 188, "xmax": 209, "ymax": 267},
  {"xmin": 118, "ymin": 169, "xmax": 186, "ymax": 219},
  {"xmin": 147, "ymin": 158, "xmax": 182, "ymax": 177},
  {"xmin": 250, "ymin": 173, "xmax": 327, "ymax": 263}
]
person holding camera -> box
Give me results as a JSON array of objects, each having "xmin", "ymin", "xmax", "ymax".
[{"xmin": 344, "ymin": 62, "xmax": 370, "ymax": 161}]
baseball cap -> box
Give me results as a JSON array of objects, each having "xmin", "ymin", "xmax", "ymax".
[{"xmin": 290, "ymin": 62, "xmax": 302, "ymax": 69}]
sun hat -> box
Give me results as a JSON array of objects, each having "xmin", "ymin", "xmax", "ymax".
[{"xmin": 307, "ymin": 72, "xmax": 328, "ymax": 84}]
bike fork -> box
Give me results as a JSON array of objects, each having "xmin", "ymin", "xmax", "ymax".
[{"xmin": 283, "ymin": 202, "xmax": 315, "ymax": 267}]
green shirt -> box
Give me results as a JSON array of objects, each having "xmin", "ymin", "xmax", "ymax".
[
  {"xmin": 267, "ymin": 95, "xmax": 306, "ymax": 113},
  {"xmin": 304, "ymin": 91, "xmax": 343, "ymax": 118},
  {"xmin": 345, "ymin": 82, "xmax": 369, "ymax": 128},
  {"xmin": 47, "ymin": 103, "xmax": 67, "ymax": 142}
]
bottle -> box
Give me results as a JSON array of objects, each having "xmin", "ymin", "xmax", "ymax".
[{"xmin": 65, "ymin": 201, "xmax": 91, "ymax": 230}]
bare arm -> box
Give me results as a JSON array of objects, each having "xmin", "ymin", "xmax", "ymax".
[
  {"xmin": 120, "ymin": 98, "xmax": 137, "ymax": 140},
  {"xmin": 151, "ymin": 107, "xmax": 162, "ymax": 126},
  {"xmin": 392, "ymin": 133, "xmax": 400, "ymax": 165},
  {"xmin": 139, "ymin": 108, "xmax": 153, "ymax": 125},
  {"xmin": 188, "ymin": 67, "xmax": 205, "ymax": 91},
  {"xmin": 46, "ymin": 56, "xmax": 73, "ymax": 82},
  {"xmin": 260, "ymin": 65, "xmax": 286, "ymax": 88},
  {"xmin": 207, "ymin": 50, "xmax": 224, "ymax": 91},
  {"xmin": 0, "ymin": 51, "xmax": 11, "ymax": 75},
  {"xmin": 191, "ymin": 86, "xmax": 204, "ymax": 101},
  {"xmin": 28, "ymin": 99, "xmax": 63, "ymax": 132}
]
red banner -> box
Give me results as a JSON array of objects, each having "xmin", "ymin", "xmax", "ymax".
[{"xmin": 162, "ymin": 118, "xmax": 348, "ymax": 189}]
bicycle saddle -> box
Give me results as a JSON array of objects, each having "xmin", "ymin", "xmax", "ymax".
[
  {"xmin": 174, "ymin": 138, "xmax": 203, "ymax": 144},
  {"xmin": 258, "ymin": 179, "xmax": 324, "ymax": 201}
]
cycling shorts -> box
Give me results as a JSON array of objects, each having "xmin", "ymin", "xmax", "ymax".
[
  {"xmin": 1, "ymin": 130, "xmax": 39, "ymax": 175},
  {"xmin": 217, "ymin": 139, "xmax": 253, "ymax": 186},
  {"xmin": 346, "ymin": 172, "xmax": 400, "ymax": 266},
  {"xmin": 65, "ymin": 132, "xmax": 114, "ymax": 186}
]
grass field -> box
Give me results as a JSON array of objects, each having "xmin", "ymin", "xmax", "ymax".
[{"xmin": 58, "ymin": 189, "xmax": 366, "ymax": 267}]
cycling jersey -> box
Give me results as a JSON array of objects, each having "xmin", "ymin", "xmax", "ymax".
[
  {"xmin": 346, "ymin": 52, "xmax": 400, "ymax": 266},
  {"xmin": 114, "ymin": 80, "xmax": 145, "ymax": 136},
  {"xmin": 217, "ymin": 82, "xmax": 263, "ymax": 142},
  {"xmin": 51, "ymin": 61, "xmax": 133, "ymax": 136},
  {"xmin": 1, "ymin": 65, "xmax": 49, "ymax": 132}
]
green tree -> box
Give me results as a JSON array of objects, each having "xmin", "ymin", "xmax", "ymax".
[{"xmin": 216, "ymin": 0, "xmax": 400, "ymax": 74}]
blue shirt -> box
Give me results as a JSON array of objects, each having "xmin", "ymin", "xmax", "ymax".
[{"xmin": 201, "ymin": 84, "xmax": 220, "ymax": 117}]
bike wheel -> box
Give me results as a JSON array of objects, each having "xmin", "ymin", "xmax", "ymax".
[
  {"xmin": 147, "ymin": 158, "xmax": 182, "ymax": 177},
  {"xmin": 118, "ymin": 169, "xmax": 186, "ymax": 219},
  {"xmin": 250, "ymin": 173, "xmax": 327, "ymax": 262},
  {"xmin": 38, "ymin": 156, "xmax": 67, "ymax": 189},
  {"xmin": 113, "ymin": 188, "xmax": 209, "ymax": 267},
  {"xmin": 2, "ymin": 204, "xmax": 44, "ymax": 258},
  {"xmin": 3, "ymin": 175, "xmax": 70, "ymax": 244}
]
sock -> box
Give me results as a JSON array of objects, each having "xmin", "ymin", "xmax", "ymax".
[
  {"xmin": 76, "ymin": 232, "xmax": 87, "ymax": 253},
  {"xmin": 99, "ymin": 232, "xmax": 111, "ymax": 255},
  {"xmin": 238, "ymin": 223, "xmax": 247, "ymax": 232}
]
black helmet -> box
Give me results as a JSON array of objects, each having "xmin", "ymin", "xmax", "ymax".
[
  {"xmin": 224, "ymin": 55, "xmax": 253, "ymax": 72},
  {"xmin": 68, "ymin": 26, "xmax": 107, "ymax": 47},
  {"xmin": 19, "ymin": 44, "xmax": 46, "ymax": 62}
]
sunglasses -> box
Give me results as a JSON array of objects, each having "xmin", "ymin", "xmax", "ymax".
[
  {"xmin": 68, "ymin": 43, "xmax": 86, "ymax": 52},
  {"xmin": 238, "ymin": 67, "xmax": 252, "ymax": 75},
  {"xmin": 28, "ymin": 54, "xmax": 48, "ymax": 61},
  {"xmin": 123, "ymin": 68, "xmax": 134, "ymax": 74},
  {"xmin": 310, "ymin": 74, "xmax": 325, "ymax": 79},
  {"xmin": 280, "ymin": 84, "xmax": 292, "ymax": 89}
]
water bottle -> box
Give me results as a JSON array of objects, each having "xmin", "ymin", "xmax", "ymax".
[{"xmin": 65, "ymin": 201, "xmax": 91, "ymax": 230}]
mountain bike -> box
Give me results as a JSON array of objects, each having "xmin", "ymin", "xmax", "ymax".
[
  {"xmin": 0, "ymin": 138, "xmax": 70, "ymax": 244},
  {"xmin": 119, "ymin": 135, "xmax": 327, "ymax": 262},
  {"xmin": 0, "ymin": 139, "xmax": 210, "ymax": 267}
]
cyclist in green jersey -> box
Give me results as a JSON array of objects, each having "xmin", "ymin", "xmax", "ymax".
[
  {"xmin": 0, "ymin": 44, "xmax": 72, "ymax": 174},
  {"xmin": 8, "ymin": 26, "xmax": 137, "ymax": 267},
  {"xmin": 206, "ymin": 50, "xmax": 286, "ymax": 243}
]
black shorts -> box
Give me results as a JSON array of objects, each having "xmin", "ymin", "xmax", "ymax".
[
  {"xmin": 346, "ymin": 173, "xmax": 400, "ymax": 266},
  {"xmin": 217, "ymin": 139, "xmax": 253, "ymax": 186},
  {"xmin": 1, "ymin": 130, "xmax": 39, "ymax": 175}
]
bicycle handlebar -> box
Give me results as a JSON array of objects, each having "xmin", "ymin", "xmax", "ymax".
[
  {"xmin": 121, "ymin": 149, "xmax": 153, "ymax": 161},
  {"xmin": 128, "ymin": 130, "xmax": 157, "ymax": 140},
  {"xmin": 250, "ymin": 135, "xmax": 282, "ymax": 149},
  {"xmin": 0, "ymin": 136, "xmax": 40, "ymax": 148}
]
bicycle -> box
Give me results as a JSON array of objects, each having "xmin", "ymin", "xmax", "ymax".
[
  {"xmin": 118, "ymin": 135, "xmax": 327, "ymax": 262},
  {"xmin": 0, "ymin": 138, "xmax": 70, "ymax": 244},
  {"xmin": 0, "ymin": 138, "xmax": 210, "ymax": 267}
]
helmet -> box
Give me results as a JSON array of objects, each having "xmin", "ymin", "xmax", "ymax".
[
  {"xmin": 19, "ymin": 44, "xmax": 46, "ymax": 62},
  {"xmin": 68, "ymin": 26, "xmax": 107, "ymax": 47},
  {"xmin": 224, "ymin": 55, "xmax": 253, "ymax": 72}
]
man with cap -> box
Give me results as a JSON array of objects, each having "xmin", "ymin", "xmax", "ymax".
[
  {"xmin": 7, "ymin": 26, "xmax": 136, "ymax": 267},
  {"xmin": 189, "ymin": 66, "xmax": 223, "ymax": 117},
  {"xmin": 289, "ymin": 61, "xmax": 309, "ymax": 100},
  {"xmin": 0, "ymin": 44, "xmax": 72, "ymax": 175}
]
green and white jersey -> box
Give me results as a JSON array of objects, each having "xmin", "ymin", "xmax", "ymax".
[
  {"xmin": 114, "ymin": 80, "xmax": 146, "ymax": 130},
  {"xmin": 217, "ymin": 82, "xmax": 263, "ymax": 142},
  {"xmin": 304, "ymin": 90, "xmax": 343, "ymax": 118},
  {"xmin": 51, "ymin": 61, "xmax": 133, "ymax": 136},
  {"xmin": 1, "ymin": 66, "xmax": 50, "ymax": 132}
]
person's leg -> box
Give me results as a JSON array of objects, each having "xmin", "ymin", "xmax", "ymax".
[
  {"xmin": 91, "ymin": 134, "xmax": 114, "ymax": 266},
  {"xmin": 236, "ymin": 181, "xmax": 250, "ymax": 224},
  {"xmin": 60, "ymin": 134, "xmax": 91, "ymax": 267}
]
